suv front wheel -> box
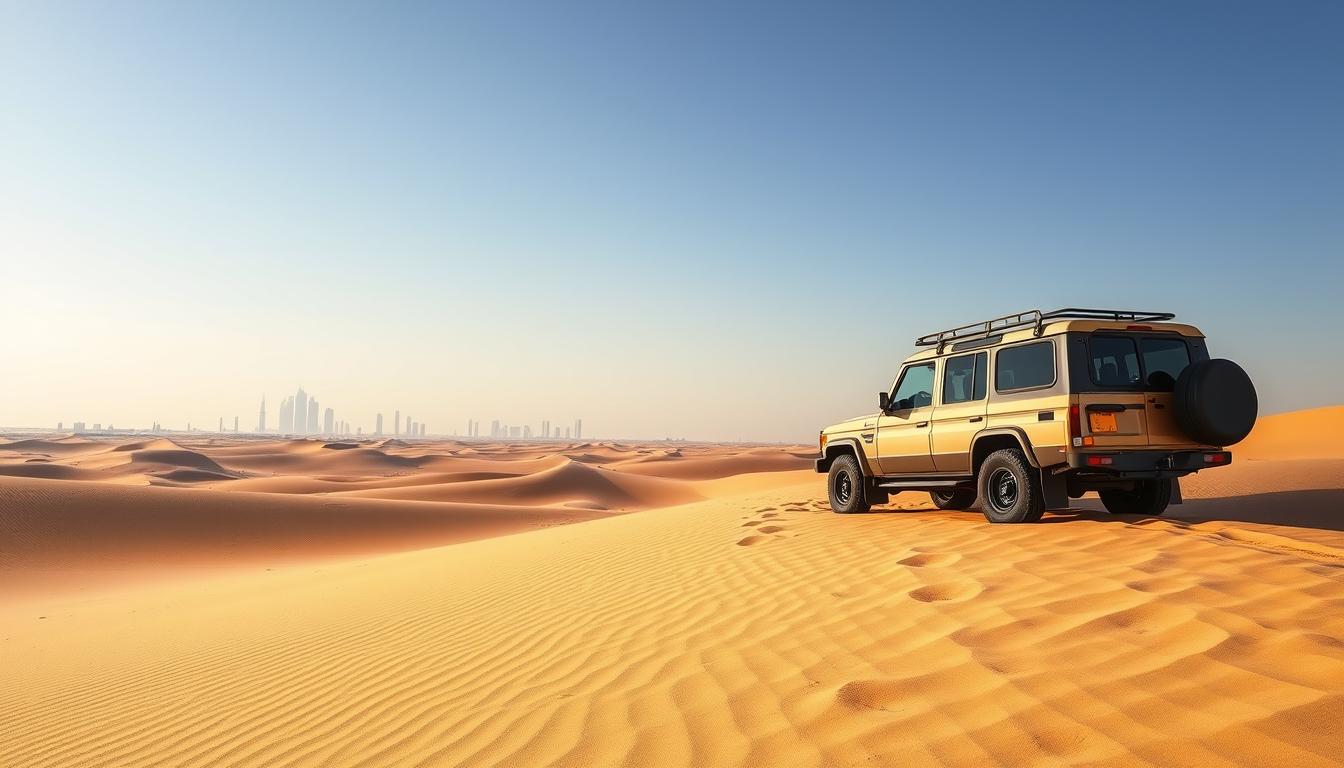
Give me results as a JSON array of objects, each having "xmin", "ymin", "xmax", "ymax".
[
  {"xmin": 977, "ymin": 449, "xmax": 1044, "ymax": 523},
  {"xmin": 827, "ymin": 454, "xmax": 871, "ymax": 514},
  {"xmin": 1099, "ymin": 479, "xmax": 1172, "ymax": 517}
]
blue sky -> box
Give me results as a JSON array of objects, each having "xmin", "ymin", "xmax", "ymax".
[{"xmin": 2, "ymin": 1, "xmax": 1341, "ymax": 441}]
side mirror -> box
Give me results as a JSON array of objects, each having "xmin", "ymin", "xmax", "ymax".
[
  {"xmin": 897, "ymin": 397, "xmax": 914, "ymax": 411},
  {"xmin": 878, "ymin": 391, "xmax": 890, "ymax": 412}
]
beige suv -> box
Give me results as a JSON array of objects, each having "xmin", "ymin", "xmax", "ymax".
[{"xmin": 816, "ymin": 308, "xmax": 1258, "ymax": 523}]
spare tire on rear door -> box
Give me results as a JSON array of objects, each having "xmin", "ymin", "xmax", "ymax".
[{"xmin": 1173, "ymin": 358, "xmax": 1257, "ymax": 445}]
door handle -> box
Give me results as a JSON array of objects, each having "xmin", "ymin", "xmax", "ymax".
[
  {"xmin": 916, "ymin": 421, "xmax": 929, "ymax": 428},
  {"xmin": 968, "ymin": 416, "xmax": 983, "ymax": 423}
]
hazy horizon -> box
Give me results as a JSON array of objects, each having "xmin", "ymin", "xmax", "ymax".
[{"xmin": 4, "ymin": 2, "xmax": 1341, "ymax": 441}]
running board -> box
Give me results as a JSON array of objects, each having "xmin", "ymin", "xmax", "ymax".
[{"xmin": 876, "ymin": 478, "xmax": 972, "ymax": 490}]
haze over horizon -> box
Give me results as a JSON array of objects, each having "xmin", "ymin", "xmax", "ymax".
[{"xmin": 3, "ymin": 2, "xmax": 1342, "ymax": 441}]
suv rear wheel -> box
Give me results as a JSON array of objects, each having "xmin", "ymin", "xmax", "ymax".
[
  {"xmin": 827, "ymin": 454, "xmax": 870, "ymax": 514},
  {"xmin": 977, "ymin": 449, "xmax": 1044, "ymax": 523},
  {"xmin": 1099, "ymin": 479, "xmax": 1172, "ymax": 516},
  {"xmin": 930, "ymin": 489, "xmax": 977, "ymax": 510}
]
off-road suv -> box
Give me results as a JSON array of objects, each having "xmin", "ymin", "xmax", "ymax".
[{"xmin": 816, "ymin": 308, "xmax": 1258, "ymax": 523}]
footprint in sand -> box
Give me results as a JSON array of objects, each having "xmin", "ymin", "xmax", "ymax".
[
  {"xmin": 735, "ymin": 523, "xmax": 790, "ymax": 545},
  {"xmin": 908, "ymin": 580, "xmax": 983, "ymax": 603},
  {"xmin": 742, "ymin": 520, "xmax": 763, "ymax": 528},
  {"xmin": 898, "ymin": 552, "xmax": 962, "ymax": 568}
]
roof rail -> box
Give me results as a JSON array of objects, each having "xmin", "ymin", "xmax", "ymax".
[{"xmin": 915, "ymin": 308, "xmax": 1176, "ymax": 353}]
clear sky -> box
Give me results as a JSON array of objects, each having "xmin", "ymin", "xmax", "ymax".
[{"xmin": 2, "ymin": 1, "xmax": 1341, "ymax": 441}]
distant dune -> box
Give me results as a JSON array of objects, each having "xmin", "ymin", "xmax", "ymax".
[
  {"xmin": 1233, "ymin": 405, "xmax": 1344, "ymax": 460},
  {"xmin": 1, "ymin": 411, "xmax": 1341, "ymax": 767},
  {"xmin": 0, "ymin": 436, "xmax": 813, "ymax": 596}
]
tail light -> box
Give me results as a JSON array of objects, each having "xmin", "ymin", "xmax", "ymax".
[
  {"xmin": 1069, "ymin": 404, "xmax": 1082, "ymax": 446},
  {"xmin": 1204, "ymin": 452, "xmax": 1228, "ymax": 464},
  {"xmin": 1085, "ymin": 455, "xmax": 1114, "ymax": 466}
]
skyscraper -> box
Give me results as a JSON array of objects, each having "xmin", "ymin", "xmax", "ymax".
[
  {"xmin": 257, "ymin": 396, "xmax": 266, "ymax": 433},
  {"xmin": 395, "ymin": 410, "xmax": 401, "ymax": 436},
  {"xmin": 234, "ymin": 416, "xmax": 239, "ymax": 432},
  {"xmin": 295, "ymin": 388, "xmax": 308, "ymax": 435},
  {"xmin": 420, "ymin": 423, "xmax": 426, "ymax": 437},
  {"xmin": 375, "ymin": 413, "xmax": 383, "ymax": 436},
  {"xmin": 307, "ymin": 399, "xmax": 319, "ymax": 435},
  {"xmin": 575, "ymin": 419, "xmax": 582, "ymax": 440},
  {"xmin": 323, "ymin": 407, "xmax": 334, "ymax": 435}
]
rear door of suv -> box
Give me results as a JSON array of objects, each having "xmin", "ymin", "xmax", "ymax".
[
  {"xmin": 1078, "ymin": 335, "xmax": 1149, "ymax": 448},
  {"xmin": 1075, "ymin": 332, "xmax": 1202, "ymax": 449},
  {"xmin": 930, "ymin": 351, "xmax": 988, "ymax": 473},
  {"xmin": 1137, "ymin": 336, "xmax": 1196, "ymax": 446}
]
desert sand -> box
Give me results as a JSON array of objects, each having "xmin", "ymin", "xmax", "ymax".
[{"xmin": 2, "ymin": 409, "xmax": 1342, "ymax": 767}]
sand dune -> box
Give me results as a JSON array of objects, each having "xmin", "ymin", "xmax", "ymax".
[
  {"xmin": 335, "ymin": 457, "xmax": 705, "ymax": 508},
  {"xmin": 0, "ymin": 475, "xmax": 617, "ymax": 597},
  {"xmin": 2, "ymin": 411, "xmax": 1342, "ymax": 766},
  {"xmin": 0, "ymin": 437, "xmax": 812, "ymax": 598},
  {"xmin": 1234, "ymin": 405, "xmax": 1344, "ymax": 460}
]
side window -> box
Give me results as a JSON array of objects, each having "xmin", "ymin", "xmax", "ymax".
[
  {"xmin": 972, "ymin": 351, "xmax": 987, "ymax": 401},
  {"xmin": 995, "ymin": 341, "xmax": 1055, "ymax": 392},
  {"xmin": 1140, "ymin": 337, "xmax": 1190, "ymax": 391},
  {"xmin": 1089, "ymin": 336, "xmax": 1141, "ymax": 386},
  {"xmin": 942, "ymin": 352, "xmax": 988, "ymax": 404},
  {"xmin": 942, "ymin": 354, "xmax": 975, "ymax": 404},
  {"xmin": 891, "ymin": 363, "xmax": 935, "ymax": 409}
]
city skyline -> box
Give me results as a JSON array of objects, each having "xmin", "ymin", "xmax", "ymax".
[{"xmin": 22, "ymin": 383, "xmax": 589, "ymax": 442}]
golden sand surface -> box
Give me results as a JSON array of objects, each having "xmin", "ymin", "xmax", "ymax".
[{"xmin": 2, "ymin": 410, "xmax": 1341, "ymax": 767}]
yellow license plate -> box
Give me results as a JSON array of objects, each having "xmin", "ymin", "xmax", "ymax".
[{"xmin": 1089, "ymin": 412, "xmax": 1118, "ymax": 433}]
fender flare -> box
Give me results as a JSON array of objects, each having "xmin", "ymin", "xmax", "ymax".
[
  {"xmin": 820, "ymin": 437, "xmax": 878, "ymax": 476},
  {"xmin": 970, "ymin": 427, "xmax": 1040, "ymax": 469}
]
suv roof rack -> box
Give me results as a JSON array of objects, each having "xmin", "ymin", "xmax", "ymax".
[{"xmin": 915, "ymin": 308, "xmax": 1176, "ymax": 353}]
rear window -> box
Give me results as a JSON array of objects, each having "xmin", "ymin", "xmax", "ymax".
[
  {"xmin": 1090, "ymin": 336, "xmax": 1141, "ymax": 386},
  {"xmin": 1140, "ymin": 337, "xmax": 1190, "ymax": 391},
  {"xmin": 995, "ymin": 341, "xmax": 1055, "ymax": 392},
  {"xmin": 1089, "ymin": 334, "xmax": 1191, "ymax": 390}
]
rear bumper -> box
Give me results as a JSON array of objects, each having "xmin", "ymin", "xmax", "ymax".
[{"xmin": 1066, "ymin": 449, "xmax": 1230, "ymax": 477}]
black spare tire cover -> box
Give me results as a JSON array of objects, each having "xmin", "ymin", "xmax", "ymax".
[{"xmin": 1173, "ymin": 359, "xmax": 1257, "ymax": 446}]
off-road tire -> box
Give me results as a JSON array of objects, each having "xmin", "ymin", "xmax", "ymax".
[
  {"xmin": 977, "ymin": 449, "xmax": 1044, "ymax": 523},
  {"xmin": 828, "ymin": 454, "xmax": 871, "ymax": 514},
  {"xmin": 930, "ymin": 489, "xmax": 977, "ymax": 510},
  {"xmin": 1099, "ymin": 479, "xmax": 1172, "ymax": 517}
]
